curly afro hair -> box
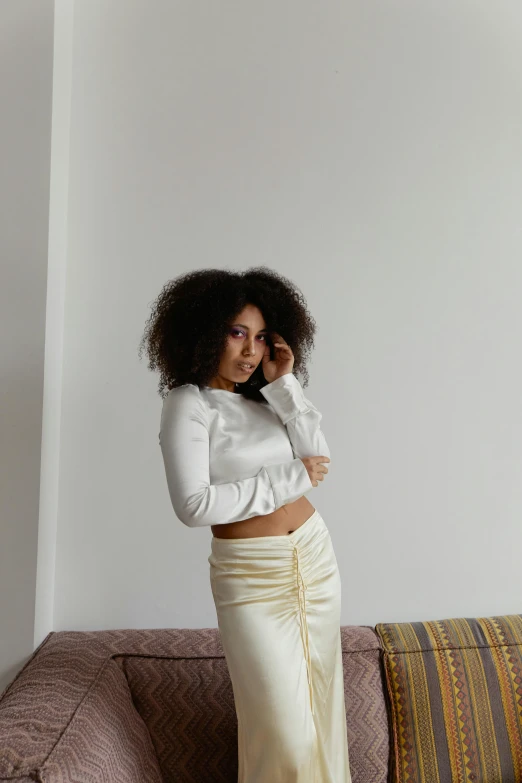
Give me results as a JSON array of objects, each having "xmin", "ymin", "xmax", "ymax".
[{"xmin": 138, "ymin": 266, "xmax": 318, "ymax": 402}]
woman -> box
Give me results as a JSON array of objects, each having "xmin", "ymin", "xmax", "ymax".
[{"xmin": 140, "ymin": 266, "xmax": 352, "ymax": 782}]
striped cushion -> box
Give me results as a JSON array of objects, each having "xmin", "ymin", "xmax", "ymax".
[{"xmin": 375, "ymin": 614, "xmax": 522, "ymax": 783}]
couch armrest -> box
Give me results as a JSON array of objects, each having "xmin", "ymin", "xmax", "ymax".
[{"xmin": 0, "ymin": 656, "xmax": 163, "ymax": 783}]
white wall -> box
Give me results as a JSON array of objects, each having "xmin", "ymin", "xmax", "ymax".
[
  {"xmin": 3, "ymin": 1, "xmax": 521, "ymax": 682},
  {"xmin": 0, "ymin": 0, "xmax": 54, "ymax": 693},
  {"xmin": 34, "ymin": 0, "xmax": 74, "ymax": 652},
  {"xmin": 47, "ymin": 0, "xmax": 522, "ymax": 637}
]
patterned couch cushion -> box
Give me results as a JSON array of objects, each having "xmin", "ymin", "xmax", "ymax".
[
  {"xmin": 342, "ymin": 630, "xmax": 391, "ymax": 783},
  {"xmin": 375, "ymin": 614, "xmax": 522, "ymax": 783},
  {"xmin": 117, "ymin": 625, "xmax": 390, "ymax": 783},
  {"xmin": 0, "ymin": 632, "xmax": 162, "ymax": 782},
  {"xmin": 38, "ymin": 659, "xmax": 163, "ymax": 783},
  {"xmin": 0, "ymin": 626, "xmax": 388, "ymax": 783}
]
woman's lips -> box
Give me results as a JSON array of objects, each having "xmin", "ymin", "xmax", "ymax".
[{"xmin": 237, "ymin": 362, "xmax": 254, "ymax": 372}]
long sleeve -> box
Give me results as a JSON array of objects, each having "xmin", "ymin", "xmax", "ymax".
[
  {"xmin": 259, "ymin": 373, "xmax": 331, "ymax": 460},
  {"xmin": 158, "ymin": 385, "xmax": 313, "ymax": 528}
]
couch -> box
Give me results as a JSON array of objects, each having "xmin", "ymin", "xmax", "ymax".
[{"xmin": 1, "ymin": 614, "xmax": 521, "ymax": 782}]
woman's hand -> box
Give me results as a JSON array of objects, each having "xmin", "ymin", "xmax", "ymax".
[
  {"xmin": 262, "ymin": 331, "xmax": 294, "ymax": 383},
  {"xmin": 262, "ymin": 332, "xmax": 330, "ymax": 486},
  {"xmin": 301, "ymin": 456, "xmax": 330, "ymax": 487}
]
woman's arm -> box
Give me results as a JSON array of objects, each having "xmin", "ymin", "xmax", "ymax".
[
  {"xmin": 259, "ymin": 373, "xmax": 331, "ymax": 460},
  {"xmin": 159, "ymin": 385, "xmax": 313, "ymax": 528}
]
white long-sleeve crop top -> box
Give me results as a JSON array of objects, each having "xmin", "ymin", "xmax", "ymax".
[{"xmin": 158, "ymin": 372, "xmax": 330, "ymax": 528}]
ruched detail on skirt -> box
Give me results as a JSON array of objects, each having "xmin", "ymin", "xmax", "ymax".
[{"xmin": 208, "ymin": 508, "xmax": 352, "ymax": 782}]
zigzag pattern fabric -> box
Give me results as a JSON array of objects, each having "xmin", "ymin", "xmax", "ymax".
[
  {"xmin": 0, "ymin": 625, "xmax": 389, "ymax": 782},
  {"xmin": 376, "ymin": 614, "xmax": 522, "ymax": 783}
]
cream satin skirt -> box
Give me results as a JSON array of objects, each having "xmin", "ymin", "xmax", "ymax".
[{"xmin": 208, "ymin": 508, "xmax": 352, "ymax": 783}]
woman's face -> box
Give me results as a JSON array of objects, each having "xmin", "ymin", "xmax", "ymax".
[{"xmin": 211, "ymin": 304, "xmax": 270, "ymax": 390}]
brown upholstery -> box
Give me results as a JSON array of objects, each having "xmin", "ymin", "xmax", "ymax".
[
  {"xmin": 0, "ymin": 626, "xmax": 388, "ymax": 782},
  {"xmin": 4, "ymin": 615, "xmax": 521, "ymax": 782}
]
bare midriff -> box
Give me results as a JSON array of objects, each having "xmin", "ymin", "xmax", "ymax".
[{"xmin": 211, "ymin": 494, "xmax": 316, "ymax": 539}]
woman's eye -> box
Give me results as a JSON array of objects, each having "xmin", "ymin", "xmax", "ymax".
[{"xmin": 230, "ymin": 329, "xmax": 267, "ymax": 341}]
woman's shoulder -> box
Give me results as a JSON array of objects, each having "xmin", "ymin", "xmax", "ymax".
[
  {"xmin": 166, "ymin": 382, "xmax": 200, "ymax": 396},
  {"xmin": 160, "ymin": 384, "xmax": 209, "ymax": 438},
  {"xmin": 163, "ymin": 383, "xmax": 207, "ymax": 411}
]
